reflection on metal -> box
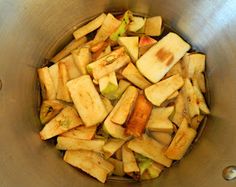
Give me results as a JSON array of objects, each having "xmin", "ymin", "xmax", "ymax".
[{"xmin": 223, "ymin": 166, "xmax": 236, "ymax": 181}]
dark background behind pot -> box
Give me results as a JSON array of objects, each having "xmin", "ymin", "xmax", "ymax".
[{"xmin": 0, "ymin": 0, "xmax": 236, "ymax": 186}]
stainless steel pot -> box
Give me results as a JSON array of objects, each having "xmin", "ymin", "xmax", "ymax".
[{"xmin": 0, "ymin": 0, "xmax": 236, "ymax": 186}]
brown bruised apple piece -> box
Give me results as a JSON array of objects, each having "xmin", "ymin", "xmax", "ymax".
[{"xmin": 125, "ymin": 93, "xmax": 153, "ymax": 137}]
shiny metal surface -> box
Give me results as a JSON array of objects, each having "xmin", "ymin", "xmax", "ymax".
[
  {"xmin": 223, "ymin": 166, "xmax": 236, "ymax": 181},
  {"xmin": 0, "ymin": 0, "xmax": 236, "ymax": 186}
]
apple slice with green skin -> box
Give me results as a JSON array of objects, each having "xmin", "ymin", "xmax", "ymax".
[
  {"xmin": 38, "ymin": 67, "xmax": 56, "ymax": 100},
  {"xmin": 51, "ymin": 36, "xmax": 87, "ymax": 63},
  {"xmin": 147, "ymin": 162, "xmax": 164, "ymax": 179},
  {"xmin": 102, "ymin": 138, "xmax": 126, "ymax": 158},
  {"xmin": 105, "ymin": 79, "xmax": 131, "ymax": 100},
  {"xmin": 144, "ymin": 16, "xmax": 162, "ymax": 36},
  {"xmin": 136, "ymin": 32, "xmax": 190, "ymax": 83},
  {"xmin": 99, "ymin": 72, "xmax": 118, "ymax": 97},
  {"xmin": 64, "ymin": 150, "xmax": 114, "ymax": 183},
  {"xmin": 93, "ymin": 13, "xmax": 121, "ymax": 44},
  {"xmin": 67, "ymin": 75, "xmax": 108, "ymax": 127},
  {"xmin": 61, "ymin": 125, "xmax": 97, "ymax": 140},
  {"xmin": 87, "ymin": 47, "xmax": 125, "ymax": 74},
  {"xmin": 165, "ymin": 118, "xmax": 197, "ymax": 160},
  {"xmin": 146, "ymin": 107, "xmax": 174, "ymax": 133},
  {"xmin": 145, "ymin": 74, "xmax": 184, "ymax": 106},
  {"xmin": 73, "ymin": 13, "xmax": 106, "ymax": 40},
  {"xmin": 122, "ymin": 63, "xmax": 151, "ymax": 89},
  {"xmin": 102, "ymin": 88, "xmax": 138, "ymax": 139},
  {"xmin": 110, "ymin": 10, "xmax": 133, "ymax": 42},
  {"xmin": 111, "ymin": 86, "xmax": 139, "ymax": 125},
  {"xmin": 72, "ymin": 46, "xmax": 92, "ymax": 75},
  {"xmin": 56, "ymin": 136, "xmax": 105, "ymax": 153},
  {"xmin": 56, "ymin": 62, "xmax": 72, "ymax": 102},
  {"xmin": 118, "ymin": 36, "xmax": 139, "ymax": 62},
  {"xmin": 139, "ymin": 35, "xmax": 157, "ymax": 56},
  {"xmin": 127, "ymin": 134, "xmax": 172, "ymax": 167},
  {"xmin": 92, "ymin": 54, "xmax": 130, "ymax": 80},
  {"xmin": 108, "ymin": 158, "xmax": 125, "ymax": 176},
  {"xmin": 40, "ymin": 100, "xmax": 64, "ymax": 124},
  {"xmin": 40, "ymin": 106, "xmax": 83, "ymax": 140},
  {"xmin": 128, "ymin": 16, "xmax": 146, "ymax": 32}
]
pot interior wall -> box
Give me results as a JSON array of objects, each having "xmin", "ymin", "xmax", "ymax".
[{"xmin": 0, "ymin": 0, "xmax": 236, "ymax": 187}]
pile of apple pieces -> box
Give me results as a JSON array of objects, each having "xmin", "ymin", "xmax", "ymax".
[{"xmin": 37, "ymin": 11, "xmax": 210, "ymax": 183}]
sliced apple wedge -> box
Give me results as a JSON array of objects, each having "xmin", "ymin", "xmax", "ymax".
[
  {"xmin": 193, "ymin": 85, "xmax": 210, "ymax": 114},
  {"xmin": 38, "ymin": 67, "xmax": 56, "ymax": 100},
  {"xmin": 128, "ymin": 16, "xmax": 146, "ymax": 32},
  {"xmin": 56, "ymin": 136, "xmax": 105, "ymax": 152},
  {"xmin": 182, "ymin": 53, "xmax": 205, "ymax": 78},
  {"xmin": 127, "ymin": 134, "xmax": 172, "ymax": 167},
  {"xmin": 145, "ymin": 74, "xmax": 184, "ymax": 106},
  {"xmin": 139, "ymin": 35, "xmax": 157, "ymax": 56},
  {"xmin": 167, "ymin": 91, "xmax": 179, "ymax": 100},
  {"xmin": 118, "ymin": 36, "xmax": 139, "ymax": 62},
  {"xmin": 140, "ymin": 162, "xmax": 164, "ymax": 180},
  {"xmin": 51, "ymin": 36, "xmax": 87, "ymax": 63},
  {"xmin": 111, "ymin": 86, "xmax": 138, "ymax": 125},
  {"xmin": 151, "ymin": 132, "xmax": 173, "ymax": 146},
  {"xmin": 40, "ymin": 100, "xmax": 64, "ymax": 124},
  {"xmin": 61, "ymin": 126, "xmax": 96, "ymax": 140},
  {"xmin": 67, "ymin": 75, "xmax": 108, "ymax": 127},
  {"xmin": 108, "ymin": 158, "xmax": 125, "ymax": 176},
  {"xmin": 146, "ymin": 107, "xmax": 174, "ymax": 133},
  {"xmin": 73, "ymin": 13, "xmax": 106, "ymax": 39},
  {"xmin": 136, "ymin": 32, "xmax": 190, "ymax": 83},
  {"xmin": 144, "ymin": 16, "xmax": 162, "ymax": 36},
  {"xmin": 110, "ymin": 11, "xmax": 132, "ymax": 41},
  {"xmin": 56, "ymin": 62, "xmax": 72, "ymax": 102},
  {"xmin": 103, "ymin": 138, "xmax": 126, "ymax": 158},
  {"xmin": 93, "ymin": 54, "xmax": 130, "ymax": 80},
  {"xmin": 103, "ymin": 90, "xmax": 138, "ymax": 139},
  {"xmin": 192, "ymin": 72, "xmax": 206, "ymax": 93},
  {"xmin": 122, "ymin": 143, "xmax": 140, "ymax": 173},
  {"xmin": 101, "ymin": 96, "xmax": 114, "ymax": 113},
  {"xmin": 165, "ymin": 118, "xmax": 197, "ymax": 160},
  {"xmin": 172, "ymin": 92, "xmax": 185, "ymax": 127},
  {"xmin": 40, "ymin": 106, "xmax": 83, "ymax": 140},
  {"xmin": 125, "ymin": 94, "xmax": 153, "ymax": 137},
  {"xmin": 72, "ymin": 46, "xmax": 92, "ymax": 75},
  {"xmin": 183, "ymin": 79, "xmax": 200, "ymax": 118},
  {"xmin": 105, "ymin": 79, "xmax": 131, "ymax": 100},
  {"xmin": 122, "ymin": 63, "xmax": 151, "ymax": 89},
  {"xmin": 99, "ymin": 72, "xmax": 118, "ymax": 97},
  {"xmin": 59, "ymin": 54, "xmax": 81, "ymax": 80},
  {"xmin": 165, "ymin": 61, "xmax": 183, "ymax": 78},
  {"xmin": 93, "ymin": 13, "xmax": 121, "ymax": 44},
  {"xmin": 64, "ymin": 150, "xmax": 114, "ymax": 183},
  {"xmin": 48, "ymin": 63, "xmax": 59, "ymax": 91},
  {"xmin": 191, "ymin": 115, "xmax": 205, "ymax": 130},
  {"xmin": 87, "ymin": 47, "xmax": 125, "ymax": 73}
]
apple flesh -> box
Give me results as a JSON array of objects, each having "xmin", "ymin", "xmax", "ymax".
[{"xmin": 139, "ymin": 35, "xmax": 157, "ymax": 56}]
